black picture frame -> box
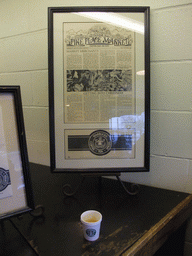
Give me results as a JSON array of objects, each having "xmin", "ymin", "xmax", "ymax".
[
  {"xmin": 48, "ymin": 6, "xmax": 150, "ymax": 173},
  {"xmin": 0, "ymin": 86, "xmax": 34, "ymax": 220}
]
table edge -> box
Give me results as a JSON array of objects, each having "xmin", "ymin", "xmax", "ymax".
[{"xmin": 122, "ymin": 194, "xmax": 192, "ymax": 256}]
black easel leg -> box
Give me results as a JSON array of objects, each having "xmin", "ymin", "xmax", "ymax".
[
  {"xmin": 116, "ymin": 175, "xmax": 140, "ymax": 195},
  {"xmin": 62, "ymin": 176, "xmax": 86, "ymax": 196}
]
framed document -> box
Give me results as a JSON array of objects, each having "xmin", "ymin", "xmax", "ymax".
[
  {"xmin": 48, "ymin": 7, "xmax": 150, "ymax": 173},
  {"xmin": 0, "ymin": 86, "xmax": 34, "ymax": 220}
]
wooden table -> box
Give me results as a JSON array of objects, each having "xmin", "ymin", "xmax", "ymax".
[{"xmin": 1, "ymin": 163, "xmax": 192, "ymax": 256}]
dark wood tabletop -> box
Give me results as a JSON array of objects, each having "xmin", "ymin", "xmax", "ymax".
[{"xmin": 1, "ymin": 163, "xmax": 192, "ymax": 256}]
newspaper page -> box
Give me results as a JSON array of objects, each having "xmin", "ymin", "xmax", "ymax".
[{"xmin": 63, "ymin": 22, "xmax": 136, "ymax": 160}]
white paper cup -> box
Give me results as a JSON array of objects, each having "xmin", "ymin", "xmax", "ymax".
[{"xmin": 80, "ymin": 210, "xmax": 102, "ymax": 241}]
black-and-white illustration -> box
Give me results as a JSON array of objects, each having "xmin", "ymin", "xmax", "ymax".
[
  {"xmin": 0, "ymin": 167, "xmax": 11, "ymax": 192},
  {"xmin": 65, "ymin": 129, "xmax": 134, "ymax": 160},
  {"xmin": 65, "ymin": 24, "xmax": 133, "ymax": 47},
  {"xmin": 67, "ymin": 69, "xmax": 132, "ymax": 92}
]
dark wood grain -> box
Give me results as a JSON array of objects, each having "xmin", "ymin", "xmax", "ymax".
[
  {"xmin": 7, "ymin": 163, "xmax": 192, "ymax": 256},
  {"xmin": 122, "ymin": 194, "xmax": 192, "ymax": 256}
]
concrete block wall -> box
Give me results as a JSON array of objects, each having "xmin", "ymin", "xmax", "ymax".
[{"xmin": 0, "ymin": 0, "xmax": 192, "ymax": 254}]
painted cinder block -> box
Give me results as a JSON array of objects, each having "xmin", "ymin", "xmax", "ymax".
[
  {"xmin": 0, "ymin": 30, "xmax": 47, "ymax": 73},
  {"xmin": 151, "ymin": 62, "xmax": 192, "ymax": 111},
  {"xmin": 151, "ymin": 111, "xmax": 192, "ymax": 159},
  {"xmin": 151, "ymin": 5, "xmax": 192, "ymax": 61},
  {"xmin": 23, "ymin": 107, "xmax": 49, "ymax": 142}
]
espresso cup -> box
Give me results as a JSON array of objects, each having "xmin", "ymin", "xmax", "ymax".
[{"xmin": 80, "ymin": 210, "xmax": 102, "ymax": 241}]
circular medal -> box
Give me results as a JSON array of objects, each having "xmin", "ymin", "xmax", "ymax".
[
  {"xmin": 88, "ymin": 130, "xmax": 112, "ymax": 156},
  {"xmin": 0, "ymin": 168, "xmax": 11, "ymax": 192}
]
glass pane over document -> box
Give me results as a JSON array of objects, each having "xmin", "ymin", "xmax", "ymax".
[
  {"xmin": 0, "ymin": 93, "xmax": 27, "ymax": 218},
  {"xmin": 54, "ymin": 11, "xmax": 145, "ymax": 169}
]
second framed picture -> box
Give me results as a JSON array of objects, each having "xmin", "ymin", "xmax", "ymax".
[{"xmin": 0, "ymin": 86, "xmax": 34, "ymax": 220}]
